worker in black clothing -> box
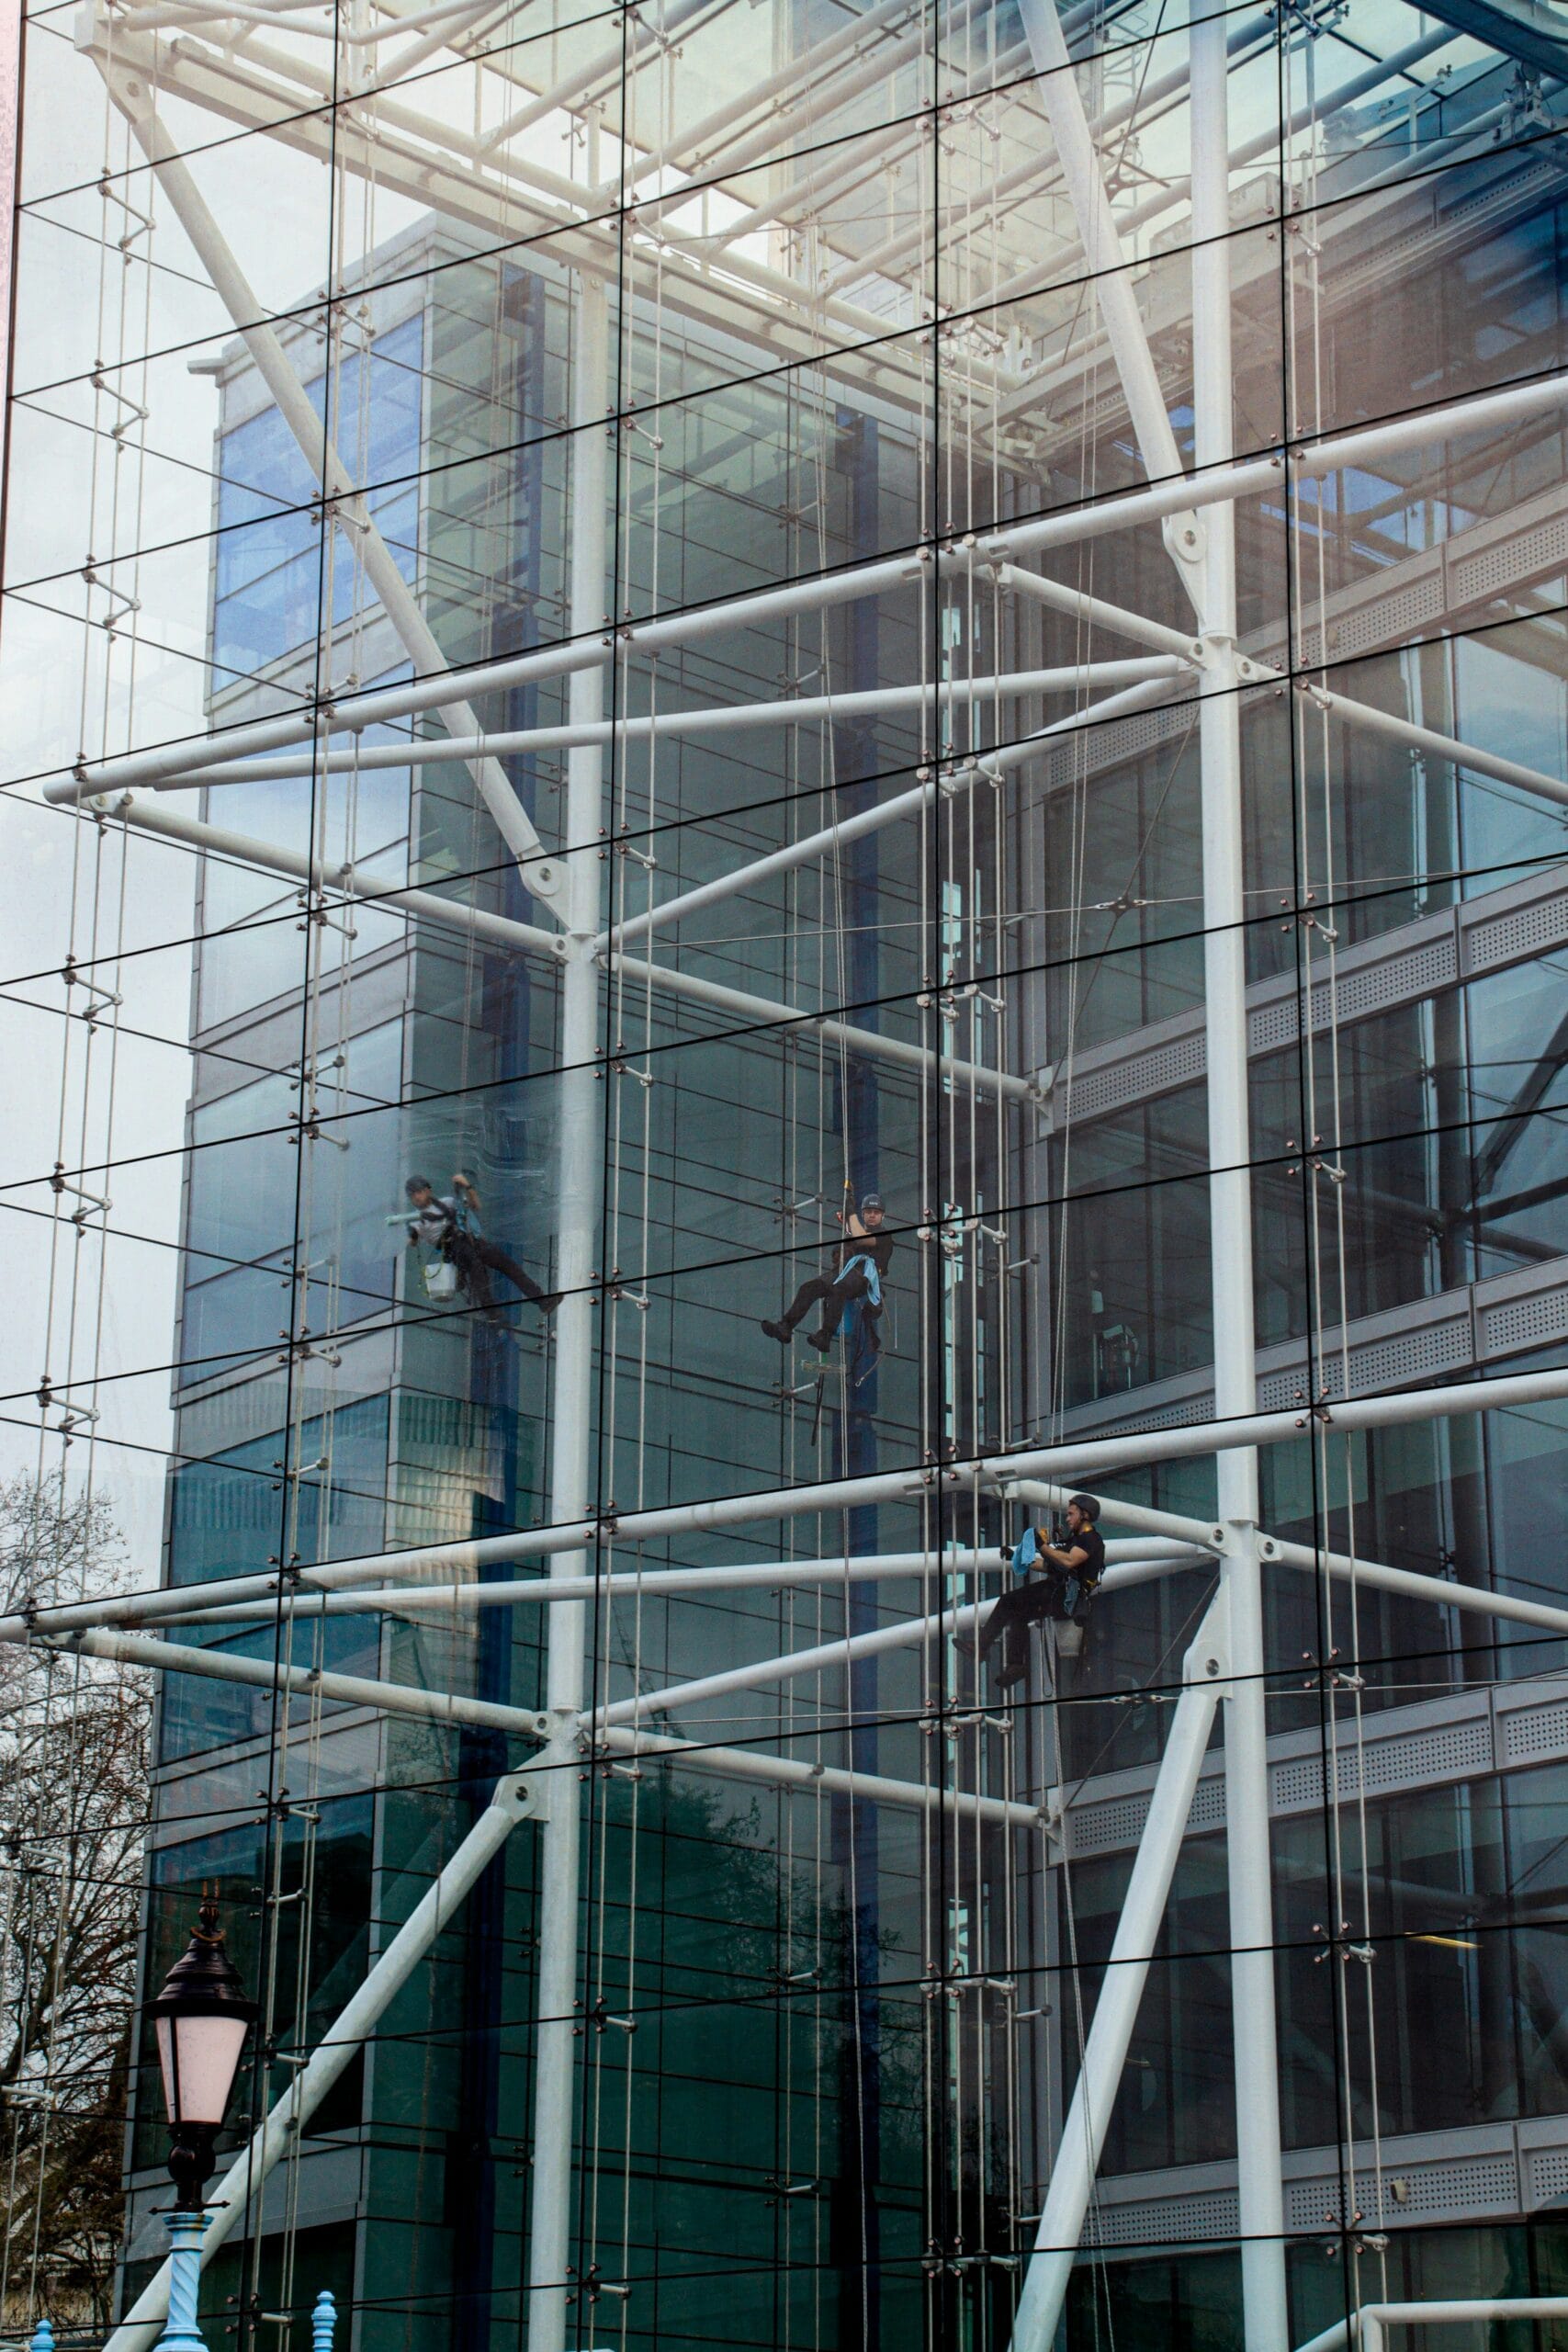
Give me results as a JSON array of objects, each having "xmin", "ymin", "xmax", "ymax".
[
  {"xmin": 971, "ymin": 1495, "xmax": 1106, "ymax": 1690},
  {"xmin": 761, "ymin": 1193, "xmax": 893, "ymax": 1355},
  {"xmin": 404, "ymin": 1172, "xmax": 559, "ymax": 1321}
]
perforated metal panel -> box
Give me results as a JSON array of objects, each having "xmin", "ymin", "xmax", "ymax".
[
  {"xmin": 1483, "ymin": 1285, "xmax": 1568, "ymax": 1359},
  {"xmin": 1359, "ymin": 1720, "xmax": 1493, "ymax": 1791},
  {"xmin": 1189, "ymin": 1777, "xmax": 1226, "ymax": 1831},
  {"xmin": 1089, "ymin": 1392, "xmax": 1219, "ymax": 1438},
  {"xmin": 1066, "ymin": 1773, "xmax": 1225, "ymax": 1857},
  {"xmin": 1256, "ymin": 1319, "xmax": 1470, "ymax": 1411},
  {"xmin": 1529, "ymin": 2148, "xmax": 1568, "ymax": 2208},
  {"xmin": 1454, "ymin": 514, "xmax": 1568, "ymax": 605},
  {"xmin": 1055, "ymin": 879, "xmax": 1562, "ymax": 1133},
  {"xmin": 1466, "ymin": 891, "xmax": 1568, "ymax": 974},
  {"xmin": 1246, "ymin": 935, "xmax": 1461, "ymax": 1060},
  {"xmin": 1325, "ymin": 577, "xmax": 1445, "ymax": 659},
  {"xmin": 1346, "ymin": 1319, "xmax": 1473, "ymax": 1391},
  {"xmin": 1271, "ymin": 1756, "xmax": 1326, "ymax": 1812},
  {"xmin": 1069, "ymin": 1793, "xmax": 1152, "ymax": 1856},
  {"xmin": 1090, "ymin": 2190, "xmax": 1240, "ymax": 2246},
  {"xmin": 1249, "ymin": 998, "xmax": 1300, "ymax": 1054},
  {"xmin": 1040, "ymin": 695, "xmax": 1194, "ymax": 791},
  {"xmin": 1269, "ymin": 1720, "xmax": 1493, "ymax": 1817},
  {"xmin": 1065, "ymin": 1031, "xmax": 1206, "ymax": 1121},
  {"xmin": 1503, "ymin": 1701, "xmax": 1568, "ymax": 1762},
  {"xmin": 1286, "ymin": 2156, "xmax": 1517, "ymax": 2229}
]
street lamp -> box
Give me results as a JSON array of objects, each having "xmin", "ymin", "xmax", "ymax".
[{"xmin": 147, "ymin": 1898, "xmax": 256, "ymax": 2352}]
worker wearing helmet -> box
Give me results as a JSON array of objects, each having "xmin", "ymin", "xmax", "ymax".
[
  {"xmin": 968, "ymin": 1495, "xmax": 1106, "ymax": 1690},
  {"xmin": 761, "ymin": 1193, "xmax": 893, "ymax": 1355},
  {"xmin": 403, "ymin": 1171, "xmax": 559, "ymax": 1324}
]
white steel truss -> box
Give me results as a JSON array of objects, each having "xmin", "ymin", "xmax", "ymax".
[{"xmin": 20, "ymin": 2, "xmax": 1568, "ymax": 2347}]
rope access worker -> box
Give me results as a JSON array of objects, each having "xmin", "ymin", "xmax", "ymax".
[
  {"xmin": 403, "ymin": 1171, "xmax": 559, "ymax": 1322},
  {"xmin": 969, "ymin": 1495, "xmax": 1106, "ymax": 1690},
  {"xmin": 761, "ymin": 1193, "xmax": 893, "ymax": 1355}
]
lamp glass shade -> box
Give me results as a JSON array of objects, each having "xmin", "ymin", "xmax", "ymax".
[{"xmin": 155, "ymin": 2007, "xmax": 250, "ymax": 2130}]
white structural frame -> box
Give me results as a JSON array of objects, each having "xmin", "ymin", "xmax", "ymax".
[
  {"xmin": 29, "ymin": 2, "xmax": 1568, "ymax": 2348},
  {"xmin": 1296, "ymin": 2304, "xmax": 1568, "ymax": 2352}
]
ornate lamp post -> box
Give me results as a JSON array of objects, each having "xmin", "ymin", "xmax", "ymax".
[{"xmin": 146, "ymin": 1899, "xmax": 256, "ymax": 2352}]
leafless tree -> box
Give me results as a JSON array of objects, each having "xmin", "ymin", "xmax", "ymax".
[{"xmin": 0, "ymin": 1475, "xmax": 151, "ymax": 2334}]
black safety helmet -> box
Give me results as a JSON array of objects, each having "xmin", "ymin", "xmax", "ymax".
[
  {"xmin": 1068, "ymin": 1493, "xmax": 1101, "ymax": 1521},
  {"xmin": 405, "ymin": 1175, "xmax": 434, "ymax": 1198},
  {"xmin": 861, "ymin": 1192, "xmax": 886, "ymax": 1216}
]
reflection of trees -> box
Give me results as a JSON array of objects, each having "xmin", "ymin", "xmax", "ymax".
[{"xmin": 0, "ymin": 1476, "xmax": 150, "ymax": 2331}]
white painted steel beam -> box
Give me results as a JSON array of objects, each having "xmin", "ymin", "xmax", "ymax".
[
  {"xmin": 98, "ymin": 797, "xmax": 565, "ymax": 959},
  {"xmin": 995, "ymin": 565, "xmax": 1204, "ymax": 662},
  {"xmin": 1294, "ymin": 676, "xmax": 1568, "ymax": 809},
  {"xmin": 12, "ymin": 1371, "xmax": 1568, "ymax": 1657},
  {"xmin": 104, "ymin": 1762, "xmax": 553, "ymax": 2352},
  {"xmin": 255, "ymin": 1366, "xmax": 1568, "ymax": 1577},
  {"xmin": 1013, "ymin": 0, "xmax": 1185, "ymax": 492},
  {"xmin": 1296, "ymin": 2302, "xmax": 1568, "ymax": 2352},
  {"xmin": 181, "ymin": 659, "xmax": 1187, "ymax": 787},
  {"xmin": 48, "ymin": 371, "xmax": 1568, "ymax": 814},
  {"xmin": 597, "ymin": 672, "xmax": 1188, "ymax": 951},
  {"xmin": 592, "ymin": 1722, "xmax": 1048, "ymax": 1831},
  {"xmin": 150, "ymin": 1540, "xmax": 1213, "ymax": 1627},
  {"xmin": 1189, "ymin": 15, "xmax": 1288, "ymax": 2341},
  {"xmin": 94, "ymin": 789, "xmax": 1026, "ymax": 1102},
  {"xmin": 1008, "ymin": 1606, "xmax": 1226, "ymax": 2352},
  {"xmin": 100, "ymin": 67, "xmax": 563, "ymax": 910},
  {"xmin": 41, "ymin": 1623, "xmax": 548, "ymax": 1740},
  {"xmin": 593, "ymin": 1593, "xmax": 1005, "ymax": 1726},
  {"xmin": 601, "ymin": 949, "xmax": 1036, "ymax": 1102},
  {"xmin": 525, "ymin": 260, "xmax": 608, "ymax": 2352}
]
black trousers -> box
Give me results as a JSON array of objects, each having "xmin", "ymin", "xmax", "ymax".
[
  {"xmin": 779, "ymin": 1262, "xmax": 874, "ymax": 1334},
  {"xmin": 979, "ymin": 1573, "xmax": 1067, "ymax": 1675},
  {"xmin": 448, "ymin": 1232, "xmax": 547, "ymax": 1310}
]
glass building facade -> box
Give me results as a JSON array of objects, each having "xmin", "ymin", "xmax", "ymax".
[{"xmin": 6, "ymin": 0, "xmax": 1568, "ymax": 2349}]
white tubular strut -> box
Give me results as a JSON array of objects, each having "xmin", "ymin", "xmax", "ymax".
[
  {"xmin": 1190, "ymin": 13, "xmax": 1289, "ymax": 2342},
  {"xmin": 525, "ymin": 263, "xmax": 609, "ymax": 2352},
  {"xmin": 1013, "ymin": 0, "xmax": 1203, "ymax": 608},
  {"xmin": 100, "ymin": 69, "xmax": 561, "ymax": 909},
  {"xmin": 1008, "ymin": 1605, "xmax": 1227, "ymax": 2352},
  {"xmin": 48, "ymin": 373, "xmax": 1568, "ymax": 811},
  {"xmin": 106, "ymin": 1768, "xmax": 550, "ymax": 2352},
  {"xmin": 1295, "ymin": 2301, "xmax": 1568, "ymax": 2352}
]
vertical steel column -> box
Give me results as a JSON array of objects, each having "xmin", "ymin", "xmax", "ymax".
[
  {"xmin": 525, "ymin": 260, "xmax": 610, "ymax": 2352},
  {"xmin": 1190, "ymin": 17, "xmax": 1290, "ymax": 2348}
]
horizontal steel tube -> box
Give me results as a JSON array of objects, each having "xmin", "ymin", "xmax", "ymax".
[
  {"xmin": 44, "ymin": 1624, "xmax": 549, "ymax": 1739},
  {"xmin": 1295, "ymin": 2302, "xmax": 1568, "ymax": 2352},
  {"xmin": 604, "ymin": 949, "xmax": 1034, "ymax": 1100},
  {"xmin": 15, "ymin": 1367, "xmax": 1568, "ymax": 1654},
  {"xmin": 152, "ymin": 1538, "xmax": 1211, "ymax": 1626},
  {"xmin": 51, "ymin": 374, "xmax": 1568, "ymax": 808},
  {"xmin": 594, "ymin": 1722, "xmax": 1045, "ymax": 1829},
  {"xmin": 189, "ymin": 658, "xmax": 1184, "ymax": 787}
]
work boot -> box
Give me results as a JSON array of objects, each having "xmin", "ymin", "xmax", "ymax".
[
  {"xmin": 806, "ymin": 1324, "xmax": 834, "ymax": 1352},
  {"xmin": 761, "ymin": 1317, "xmax": 792, "ymax": 1343},
  {"xmin": 536, "ymin": 1291, "xmax": 562, "ymax": 1316}
]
